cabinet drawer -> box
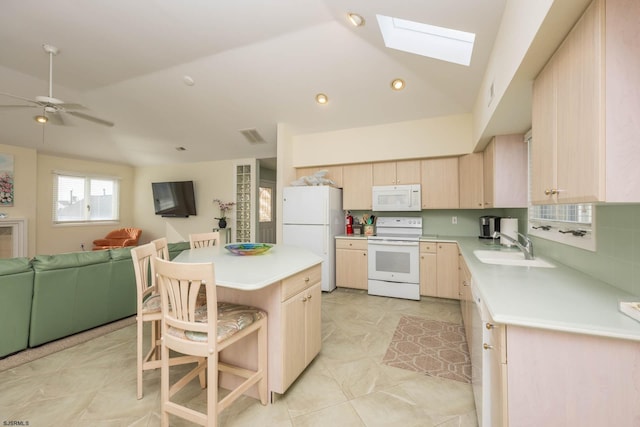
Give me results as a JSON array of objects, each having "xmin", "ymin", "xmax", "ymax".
[
  {"xmin": 282, "ymin": 265, "xmax": 321, "ymax": 302},
  {"xmin": 336, "ymin": 238, "xmax": 368, "ymax": 250},
  {"xmin": 420, "ymin": 242, "xmax": 437, "ymax": 253}
]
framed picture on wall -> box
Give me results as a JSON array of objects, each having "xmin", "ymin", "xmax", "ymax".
[{"xmin": 0, "ymin": 154, "xmax": 14, "ymax": 207}]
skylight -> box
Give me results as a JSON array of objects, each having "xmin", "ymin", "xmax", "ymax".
[{"xmin": 376, "ymin": 14, "xmax": 475, "ymax": 66}]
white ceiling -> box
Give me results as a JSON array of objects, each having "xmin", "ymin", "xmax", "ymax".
[{"xmin": 0, "ymin": 1, "xmax": 572, "ymax": 167}]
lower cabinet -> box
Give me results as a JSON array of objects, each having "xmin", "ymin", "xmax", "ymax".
[
  {"xmin": 458, "ymin": 252, "xmax": 473, "ymax": 344},
  {"xmin": 419, "ymin": 241, "xmax": 459, "ymax": 300},
  {"xmin": 281, "ymin": 281, "xmax": 321, "ymax": 391},
  {"xmin": 336, "ymin": 238, "xmax": 368, "ymax": 290},
  {"xmin": 436, "ymin": 242, "xmax": 460, "ymax": 300},
  {"xmin": 419, "ymin": 242, "xmax": 437, "ymax": 296}
]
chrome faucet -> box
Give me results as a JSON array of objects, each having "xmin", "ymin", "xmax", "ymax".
[{"xmin": 492, "ymin": 231, "xmax": 535, "ymax": 260}]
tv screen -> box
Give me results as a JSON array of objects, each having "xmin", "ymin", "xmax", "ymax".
[{"xmin": 151, "ymin": 181, "xmax": 197, "ymax": 217}]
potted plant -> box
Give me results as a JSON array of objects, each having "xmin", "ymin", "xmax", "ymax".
[{"xmin": 213, "ymin": 199, "xmax": 236, "ymax": 229}]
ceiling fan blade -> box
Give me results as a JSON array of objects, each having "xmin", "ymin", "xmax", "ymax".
[
  {"xmin": 0, "ymin": 104, "xmax": 37, "ymax": 109},
  {"xmin": 46, "ymin": 112, "xmax": 66, "ymax": 126},
  {"xmin": 0, "ymin": 92, "xmax": 39, "ymax": 105},
  {"xmin": 67, "ymin": 110, "xmax": 114, "ymax": 127},
  {"xmin": 59, "ymin": 103, "xmax": 87, "ymax": 110}
]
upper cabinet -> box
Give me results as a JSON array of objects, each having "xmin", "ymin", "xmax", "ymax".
[
  {"xmin": 373, "ymin": 160, "xmax": 421, "ymax": 186},
  {"xmin": 421, "ymin": 157, "xmax": 459, "ymax": 209},
  {"xmin": 459, "ymin": 153, "xmax": 484, "ymax": 209},
  {"xmin": 483, "ymin": 135, "xmax": 528, "ymax": 208},
  {"xmin": 343, "ymin": 163, "xmax": 373, "ymax": 210},
  {"xmin": 531, "ymin": 0, "xmax": 640, "ymax": 204},
  {"xmin": 296, "ymin": 166, "xmax": 343, "ymax": 188}
]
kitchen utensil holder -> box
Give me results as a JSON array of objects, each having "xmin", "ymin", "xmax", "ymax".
[{"xmin": 363, "ymin": 224, "xmax": 375, "ymax": 236}]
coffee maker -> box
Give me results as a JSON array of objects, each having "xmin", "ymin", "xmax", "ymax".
[{"xmin": 479, "ymin": 216, "xmax": 501, "ymax": 239}]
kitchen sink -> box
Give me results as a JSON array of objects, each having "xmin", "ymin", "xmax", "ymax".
[{"xmin": 473, "ymin": 250, "xmax": 555, "ymax": 268}]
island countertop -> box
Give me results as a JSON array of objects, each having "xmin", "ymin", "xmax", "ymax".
[{"xmin": 173, "ymin": 244, "xmax": 323, "ymax": 290}]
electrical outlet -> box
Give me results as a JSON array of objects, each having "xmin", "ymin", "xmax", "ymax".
[{"xmin": 451, "ymin": 216, "xmax": 458, "ymax": 225}]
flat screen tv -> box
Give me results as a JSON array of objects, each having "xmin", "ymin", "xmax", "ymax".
[{"xmin": 151, "ymin": 181, "xmax": 197, "ymax": 217}]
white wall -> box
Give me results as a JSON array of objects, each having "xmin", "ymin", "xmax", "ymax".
[
  {"xmin": 291, "ymin": 114, "xmax": 473, "ymax": 167},
  {"xmin": 133, "ymin": 159, "xmax": 250, "ymax": 243}
]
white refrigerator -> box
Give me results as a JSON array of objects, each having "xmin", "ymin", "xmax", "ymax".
[{"xmin": 282, "ymin": 186, "xmax": 344, "ymax": 292}]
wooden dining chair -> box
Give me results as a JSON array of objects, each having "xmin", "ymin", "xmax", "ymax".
[
  {"xmin": 189, "ymin": 231, "xmax": 221, "ymax": 249},
  {"xmin": 154, "ymin": 257, "xmax": 268, "ymax": 426},
  {"xmin": 152, "ymin": 237, "xmax": 170, "ymax": 260},
  {"xmin": 131, "ymin": 242, "xmax": 200, "ymax": 400}
]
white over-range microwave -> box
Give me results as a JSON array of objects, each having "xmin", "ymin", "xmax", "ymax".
[{"xmin": 372, "ymin": 184, "xmax": 421, "ymax": 211}]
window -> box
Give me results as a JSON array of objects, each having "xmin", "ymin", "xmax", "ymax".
[
  {"xmin": 53, "ymin": 172, "xmax": 120, "ymax": 223},
  {"xmin": 259, "ymin": 187, "xmax": 272, "ymax": 222},
  {"xmin": 526, "ymin": 131, "xmax": 595, "ymax": 251}
]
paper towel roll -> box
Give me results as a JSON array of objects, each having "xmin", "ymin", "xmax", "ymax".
[{"xmin": 500, "ymin": 218, "xmax": 518, "ymax": 246}]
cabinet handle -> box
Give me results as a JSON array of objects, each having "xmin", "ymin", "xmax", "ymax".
[
  {"xmin": 483, "ymin": 343, "xmax": 493, "ymax": 350},
  {"xmin": 544, "ymin": 189, "xmax": 558, "ymax": 196},
  {"xmin": 307, "ymin": 294, "xmax": 312, "ymax": 300},
  {"xmin": 301, "ymin": 296, "xmax": 308, "ymax": 302},
  {"xmin": 486, "ymin": 322, "xmax": 494, "ymax": 330},
  {"xmin": 304, "ymin": 277, "xmax": 310, "ymax": 283},
  {"xmin": 463, "ymin": 281, "xmax": 469, "ymax": 287}
]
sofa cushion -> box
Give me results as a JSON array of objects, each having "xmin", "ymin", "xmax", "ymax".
[
  {"xmin": 32, "ymin": 250, "xmax": 111, "ymax": 271},
  {"xmin": 0, "ymin": 257, "xmax": 31, "ymax": 275},
  {"xmin": 109, "ymin": 246, "xmax": 133, "ymax": 261}
]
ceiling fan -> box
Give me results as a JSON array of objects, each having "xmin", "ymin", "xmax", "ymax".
[{"xmin": 0, "ymin": 44, "xmax": 114, "ymax": 127}]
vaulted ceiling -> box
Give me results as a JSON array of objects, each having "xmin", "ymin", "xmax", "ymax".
[{"xmin": 0, "ymin": 1, "xmax": 584, "ymax": 167}]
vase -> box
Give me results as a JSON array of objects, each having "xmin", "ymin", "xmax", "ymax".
[{"xmin": 218, "ymin": 218, "xmax": 227, "ymax": 229}]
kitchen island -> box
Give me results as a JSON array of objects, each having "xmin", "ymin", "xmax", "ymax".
[
  {"xmin": 174, "ymin": 244, "xmax": 323, "ymax": 398},
  {"xmin": 426, "ymin": 236, "xmax": 640, "ymax": 426}
]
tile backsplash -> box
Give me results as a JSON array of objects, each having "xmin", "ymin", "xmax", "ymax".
[{"xmin": 528, "ymin": 204, "xmax": 640, "ymax": 296}]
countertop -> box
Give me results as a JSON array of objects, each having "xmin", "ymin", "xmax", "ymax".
[
  {"xmin": 173, "ymin": 244, "xmax": 322, "ymax": 291},
  {"xmin": 450, "ymin": 236, "xmax": 640, "ymax": 341}
]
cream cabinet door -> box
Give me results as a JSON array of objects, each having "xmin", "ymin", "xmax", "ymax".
[
  {"xmin": 372, "ymin": 162, "xmax": 397, "ymax": 185},
  {"xmin": 336, "ymin": 239, "xmax": 368, "ymax": 290},
  {"xmin": 421, "ymin": 157, "xmax": 459, "ymax": 209},
  {"xmin": 419, "ymin": 252, "xmax": 437, "ymax": 297},
  {"xmin": 484, "ymin": 135, "xmax": 528, "ymax": 208},
  {"xmin": 281, "ymin": 281, "xmax": 322, "ymax": 391},
  {"xmin": 282, "ymin": 288, "xmax": 307, "ymax": 390},
  {"xmin": 304, "ymin": 282, "xmax": 322, "ymax": 365},
  {"xmin": 395, "ymin": 160, "xmax": 421, "ymax": 184},
  {"xmin": 343, "ymin": 163, "xmax": 373, "ymax": 210},
  {"xmin": 555, "ymin": 0, "xmax": 604, "ymax": 203},
  {"xmin": 459, "ymin": 153, "xmax": 484, "ymax": 209},
  {"xmin": 436, "ymin": 242, "xmax": 459, "ymax": 300},
  {"xmin": 531, "ymin": 54, "xmax": 558, "ymax": 204},
  {"xmin": 373, "ymin": 160, "xmax": 421, "ymax": 185}
]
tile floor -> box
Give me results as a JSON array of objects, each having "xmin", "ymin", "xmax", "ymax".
[{"xmin": 0, "ymin": 289, "xmax": 477, "ymax": 426}]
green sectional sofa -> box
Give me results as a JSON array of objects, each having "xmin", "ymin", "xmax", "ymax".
[
  {"xmin": 0, "ymin": 257, "xmax": 34, "ymax": 358},
  {"xmin": 0, "ymin": 241, "xmax": 191, "ymax": 358}
]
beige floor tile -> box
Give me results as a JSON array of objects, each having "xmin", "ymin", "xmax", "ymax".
[
  {"xmin": 1, "ymin": 288, "xmax": 477, "ymax": 426},
  {"xmin": 291, "ymin": 401, "xmax": 365, "ymax": 427}
]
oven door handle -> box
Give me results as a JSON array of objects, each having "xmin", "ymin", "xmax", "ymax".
[{"xmin": 368, "ymin": 240, "xmax": 419, "ymax": 247}]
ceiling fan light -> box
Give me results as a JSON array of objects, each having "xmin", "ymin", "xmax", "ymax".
[
  {"xmin": 348, "ymin": 13, "xmax": 365, "ymax": 27},
  {"xmin": 391, "ymin": 78, "xmax": 406, "ymax": 90},
  {"xmin": 35, "ymin": 115, "xmax": 48, "ymax": 124},
  {"xmin": 315, "ymin": 93, "xmax": 328, "ymax": 105}
]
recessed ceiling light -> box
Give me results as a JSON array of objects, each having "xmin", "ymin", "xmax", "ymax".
[
  {"xmin": 347, "ymin": 13, "xmax": 365, "ymax": 27},
  {"xmin": 182, "ymin": 75, "xmax": 195, "ymax": 86},
  {"xmin": 34, "ymin": 115, "xmax": 48, "ymax": 124},
  {"xmin": 391, "ymin": 79, "xmax": 405, "ymax": 91},
  {"xmin": 315, "ymin": 93, "xmax": 328, "ymax": 105}
]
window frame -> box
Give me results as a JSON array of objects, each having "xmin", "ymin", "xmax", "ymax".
[{"xmin": 52, "ymin": 171, "xmax": 121, "ymax": 225}]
